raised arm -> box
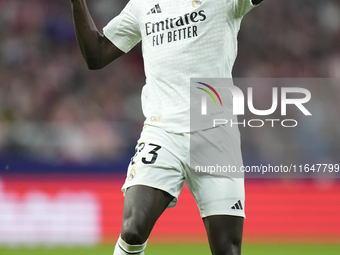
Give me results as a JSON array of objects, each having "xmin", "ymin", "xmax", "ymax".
[{"xmin": 70, "ymin": 0, "xmax": 124, "ymax": 70}]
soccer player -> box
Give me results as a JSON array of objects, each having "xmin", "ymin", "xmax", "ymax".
[{"xmin": 70, "ymin": 0, "xmax": 264, "ymax": 254}]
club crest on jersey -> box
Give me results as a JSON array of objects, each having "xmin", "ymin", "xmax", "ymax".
[
  {"xmin": 128, "ymin": 166, "xmax": 136, "ymax": 181},
  {"xmin": 192, "ymin": 0, "xmax": 204, "ymax": 7}
]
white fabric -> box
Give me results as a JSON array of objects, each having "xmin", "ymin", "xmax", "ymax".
[
  {"xmin": 103, "ymin": 0, "xmax": 256, "ymax": 132},
  {"xmin": 122, "ymin": 123, "xmax": 245, "ymax": 218},
  {"xmin": 113, "ymin": 236, "xmax": 147, "ymax": 255}
]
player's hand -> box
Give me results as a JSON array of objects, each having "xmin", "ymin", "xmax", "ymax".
[{"xmin": 252, "ymin": 0, "xmax": 264, "ymax": 5}]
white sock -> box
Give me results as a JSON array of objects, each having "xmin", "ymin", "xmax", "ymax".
[{"xmin": 113, "ymin": 235, "xmax": 147, "ymax": 255}]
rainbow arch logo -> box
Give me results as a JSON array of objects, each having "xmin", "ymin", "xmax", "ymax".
[{"xmin": 196, "ymin": 82, "xmax": 223, "ymax": 106}]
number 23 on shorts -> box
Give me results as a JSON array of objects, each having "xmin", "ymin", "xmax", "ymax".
[{"xmin": 131, "ymin": 143, "xmax": 162, "ymax": 165}]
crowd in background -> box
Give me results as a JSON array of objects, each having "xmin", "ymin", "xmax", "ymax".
[{"xmin": 0, "ymin": 0, "xmax": 339, "ymax": 170}]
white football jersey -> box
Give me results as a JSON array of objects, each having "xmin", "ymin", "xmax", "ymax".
[{"xmin": 103, "ymin": 0, "xmax": 257, "ymax": 132}]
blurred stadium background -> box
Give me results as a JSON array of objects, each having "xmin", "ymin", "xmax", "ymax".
[{"xmin": 0, "ymin": 0, "xmax": 340, "ymax": 254}]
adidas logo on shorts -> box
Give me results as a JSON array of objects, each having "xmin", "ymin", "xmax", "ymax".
[
  {"xmin": 147, "ymin": 4, "xmax": 162, "ymax": 14},
  {"xmin": 231, "ymin": 200, "xmax": 243, "ymax": 210}
]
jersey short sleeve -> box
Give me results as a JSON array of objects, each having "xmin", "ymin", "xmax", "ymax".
[
  {"xmin": 231, "ymin": 0, "xmax": 258, "ymax": 18},
  {"xmin": 103, "ymin": 0, "xmax": 141, "ymax": 53}
]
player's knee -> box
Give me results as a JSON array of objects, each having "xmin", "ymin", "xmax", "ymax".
[
  {"xmin": 121, "ymin": 219, "xmax": 147, "ymax": 245},
  {"xmin": 213, "ymin": 237, "xmax": 242, "ymax": 255},
  {"xmin": 229, "ymin": 242, "xmax": 242, "ymax": 255},
  {"xmin": 213, "ymin": 243, "xmax": 242, "ymax": 255},
  {"xmin": 228, "ymin": 235, "xmax": 242, "ymax": 255},
  {"xmin": 121, "ymin": 228, "xmax": 145, "ymax": 245}
]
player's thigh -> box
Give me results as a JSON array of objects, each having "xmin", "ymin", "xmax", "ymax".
[
  {"xmin": 121, "ymin": 185, "xmax": 174, "ymax": 244},
  {"xmin": 203, "ymin": 215, "xmax": 244, "ymax": 255}
]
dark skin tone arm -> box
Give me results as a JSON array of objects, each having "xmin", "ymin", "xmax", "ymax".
[
  {"xmin": 71, "ymin": 0, "xmax": 265, "ymax": 70},
  {"xmin": 70, "ymin": 0, "xmax": 124, "ymax": 70}
]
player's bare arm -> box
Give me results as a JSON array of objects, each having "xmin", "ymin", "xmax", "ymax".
[{"xmin": 70, "ymin": 0, "xmax": 124, "ymax": 70}]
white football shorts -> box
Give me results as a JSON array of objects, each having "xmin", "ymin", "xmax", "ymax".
[{"xmin": 122, "ymin": 123, "xmax": 245, "ymax": 218}]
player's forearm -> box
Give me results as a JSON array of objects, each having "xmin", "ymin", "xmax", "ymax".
[{"xmin": 71, "ymin": 0, "xmax": 107, "ymax": 69}]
